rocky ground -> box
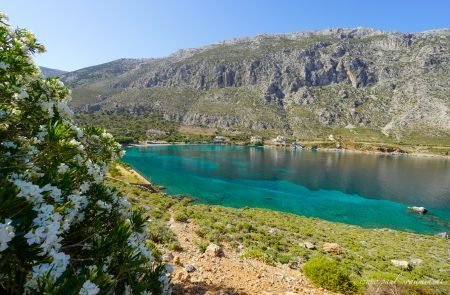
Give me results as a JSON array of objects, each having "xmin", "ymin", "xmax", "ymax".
[{"xmin": 165, "ymin": 213, "xmax": 331, "ymax": 295}]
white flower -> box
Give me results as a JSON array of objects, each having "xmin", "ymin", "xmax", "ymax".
[
  {"xmin": 0, "ymin": 219, "xmax": 15, "ymax": 251},
  {"xmin": 49, "ymin": 250, "xmax": 70, "ymax": 278},
  {"xmin": 29, "ymin": 251, "xmax": 70, "ymax": 284},
  {"xmin": 56, "ymin": 101, "xmax": 74, "ymax": 117},
  {"xmin": 18, "ymin": 89, "xmax": 29, "ymax": 100},
  {"xmin": 11, "ymin": 179, "xmax": 44, "ymax": 203},
  {"xmin": 124, "ymin": 284, "xmax": 132, "ymax": 295},
  {"xmin": 96, "ymin": 200, "xmax": 112, "ymax": 211},
  {"xmin": 57, "ymin": 163, "xmax": 69, "ymax": 174},
  {"xmin": 140, "ymin": 291, "xmax": 152, "ymax": 295},
  {"xmin": 0, "ymin": 61, "xmax": 9, "ymax": 70},
  {"xmin": 79, "ymin": 280, "xmax": 100, "ymax": 295},
  {"xmin": 80, "ymin": 181, "xmax": 90, "ymax": 193},
  {"xmin": 2, "ymin": 141, "xmax": 17, "ymax": 149},
  {"xmin": 35, "ymin": 125, "xmax": 48, "ymax": 142},
  {"xmin": 24, "ymin": 226, "xmax": 45, "ymax": 245},
  {"xmin": 11, "ymin": 108, "xmax": 21, "ymax": 115},
  {"xmin": 101, "ymin": 132, "xmax": 113, "ymax": 139},
  {"xmin": 42, "ymin": 183, "xmax": 62, "ymax": 203},
  {"xmin": 40, "ymin": 101, "xmax": 54, "ymax": 117},
  {"xmin": 69, "ymin": 139, "xmax": 85, "ymax": 151}
]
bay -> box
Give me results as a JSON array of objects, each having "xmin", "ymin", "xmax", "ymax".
[{"xmin": 122, "ymin": 144, "xmax": 450, "ymax": 234}]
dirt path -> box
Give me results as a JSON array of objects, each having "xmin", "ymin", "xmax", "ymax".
[{"xmin": 166, "ymin": 214, "xmax": 331, "ymax": 295}]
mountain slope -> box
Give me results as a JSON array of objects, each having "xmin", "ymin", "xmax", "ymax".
[
  {"xmin": 40, "ymin": 66, "xmax": 67, "ymax": 77},
  {"xmin": 64, "ymin": 28, "xmax": 450, "ymax": 141}
]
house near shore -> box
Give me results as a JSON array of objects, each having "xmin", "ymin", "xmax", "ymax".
[
  {"xmin": 272, "ymin": 136, "xmax": 287, "ymax": 144},
  {"xmin": 213, "ymin": 136, "xmax": 227, "ymax": 143},
  {"xmin": 250, "ymin": 135, "xmax": 263, "ymax": 144}
]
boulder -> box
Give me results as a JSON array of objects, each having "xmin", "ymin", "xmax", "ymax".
[
  {"xmin": 391, "ymin": 259, "xmax": 411, "ymax": 270},
  {"xmin": 303, "ymin": 242, "xmax": 316, "ymax": 250},
  {"xmin": 408, "ymin": 206, "xmax": 428, "ymax": 214},
  {"xmin": 162, "ymin": 251, "xmax": 174, "ymax": 262},
  {"xmin": 205, "ymin": 243, "xmax": 224, "ymax": 257},
  {"xmin": 409, "ymin": 258, "xmax": 423, "ymax": 266},
  {"xmin": 436, "ymin": 232, "xmax": 448, "ymax": 239},
  {"xmin": 323, "ymin": 242, "xmax": 342, "ymax": 254},
  {"xmin": 185, "ymin": 264, "xmax": 196, "ymax": 273},
  {"xmin": 173, "ymin": 256, "xmax": 182, "ymax": 265}
]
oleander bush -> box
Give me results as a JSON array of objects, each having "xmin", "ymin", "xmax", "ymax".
[{"xmin": 0, "ymin": 13, "xmax": 169, "ymax": 294}]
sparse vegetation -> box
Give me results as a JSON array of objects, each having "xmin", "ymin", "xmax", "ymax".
[
  {"xmin": 109, "ymin": 162, "xmax": 450, "ymax": 292},
  {"xmin": 303, "ymin": 256, "xmax": 357, "ymax": 294}
]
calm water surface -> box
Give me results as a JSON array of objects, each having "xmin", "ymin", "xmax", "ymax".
[{"xmin": 123, "ymin": 145, "xmax": 450, "ymax": 234}]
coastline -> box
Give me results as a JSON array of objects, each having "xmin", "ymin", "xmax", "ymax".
[{"xmin": 126, "ymin": 142, "xmax": 450, "ymax": 159}]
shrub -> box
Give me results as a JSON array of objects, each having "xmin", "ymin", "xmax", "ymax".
[
  {"xmin": 303, "ymin": 256, "xmax": 357, "ymax": 294},
  {"xmin": 0, "ymin": 13, "xmax": 169, "ymax": 294},
  {"xmin": 173, "ymin": 211, "xmax": 189, "ymax": 222}
]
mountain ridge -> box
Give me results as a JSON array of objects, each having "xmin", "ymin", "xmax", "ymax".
[{"xmin": 60, "ymin": 27, "xmax": 450, "ymax": 142}]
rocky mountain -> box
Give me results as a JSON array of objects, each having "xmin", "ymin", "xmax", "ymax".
[
  {"xmin": 62, "ymin": 28, "xmax": 450, "ymax": 141},
  {"xmin": 40, "ymin": 66, "xmax": 67, "ymax": 77}
]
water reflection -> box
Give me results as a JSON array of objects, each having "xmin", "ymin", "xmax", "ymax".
[{"xmin": 141, "ymin": 145, "xmax": 450, "ymax": 209}]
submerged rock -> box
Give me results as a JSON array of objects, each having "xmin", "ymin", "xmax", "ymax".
[{"xmin": 408, "ymin": 206, "xmax": 428, "ymax": 214}]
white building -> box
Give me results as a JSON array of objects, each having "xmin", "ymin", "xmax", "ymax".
[
  {"xmin": 213, "ymin": 136, "xmax": 226, "ymax": 143},
  {"xmin": 272, "ymin": 136, "xmax": 287, "ymax": 144}
]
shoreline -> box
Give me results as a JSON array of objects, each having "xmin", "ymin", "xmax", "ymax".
[
  {"xmin": 126, "ymin": 142, "xmax": 450, "ymax": 160},
  {"xmin": 121, "ymin": 164, "xmax": 449, "ymax": 236}
]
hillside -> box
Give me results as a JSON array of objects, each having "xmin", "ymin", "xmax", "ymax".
[
  {"xmin": 62, "ymin": 28, "xmax": 450, "ymax": 143},
  {"xmin": 39, "ymin": 66, "xmax": 67, "ymax": 77}
]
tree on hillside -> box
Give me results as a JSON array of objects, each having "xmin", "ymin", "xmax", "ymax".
[{"xmin": 0, "ymin": 12, "xmax": 169, "ymax": 294}]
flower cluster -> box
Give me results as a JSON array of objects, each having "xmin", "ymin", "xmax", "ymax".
[{"xmin": 0, "ymin": 12, "xmax": 169, "ymax": 294}]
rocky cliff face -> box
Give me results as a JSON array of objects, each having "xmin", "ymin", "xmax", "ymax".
[{"xmin": 63, "ymin": 28, "xmax": 450, "ymax": 139}]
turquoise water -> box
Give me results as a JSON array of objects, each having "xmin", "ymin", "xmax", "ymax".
[{"xmin": 123, "ymin": 145, "xmax": 450, "ymax": 234}]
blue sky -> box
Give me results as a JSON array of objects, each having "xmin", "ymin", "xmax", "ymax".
[{"xmin": 2, "ymin": 0, "xmax": 449, "ymax": 71}]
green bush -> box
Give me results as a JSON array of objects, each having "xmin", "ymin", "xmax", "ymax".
[
  {"xmin": 173, "ymin": 210, "xmax": 189, "ymax": 222},
  {"xmin": 303, "ymin": 256, "xmax": 357, "ymax": 294},
  {"xmin": 0, "ymin": 13, "xmax": 169, "ymax": 294}
]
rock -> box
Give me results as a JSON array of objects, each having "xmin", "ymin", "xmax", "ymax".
[
  {"xmin": 303, "ymin": 242, "xmax": 316, "ymax": 250},
  {"xmin": 410, "ymin": 258, "xmax": 423, "ymax": 266},
  {"xmin": 185, "ymin": 264, "xmax": 196, "ymax": 273},
  {"xmin": 162, "ymin": 251, "xmax": 174, "ymax": 262},
  {"xmin": 205, "ymin": 243, "xmax": 225, "ymax": 257},
  {"xmin": 323, "ymin": 242, "xmax": 342, "ymax": 254},
  {"xmin": 173, "ymin": 256, "xmax": 182, "ymax": 265},
  {"xmin": 391, "ymin": 259, "xmax": 411, "ymax": 270},
  {"xmin": 408, "ymin": 206, "xmax": 428, "ymax": 214},
  {"xmin": 436, "ymin": 232, "xmax": 448, "ymax": 239}
]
